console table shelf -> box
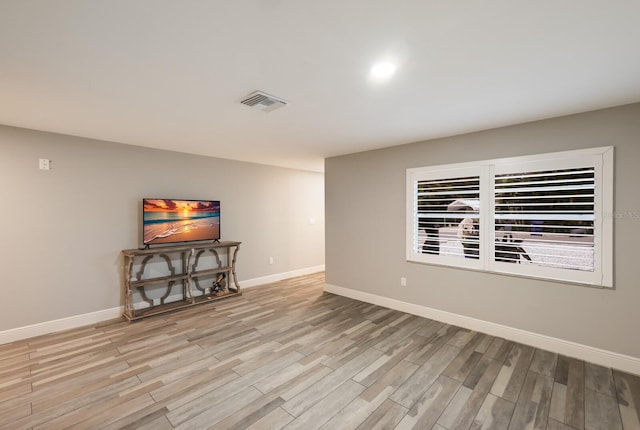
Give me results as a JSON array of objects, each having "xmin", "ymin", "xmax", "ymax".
[
  {"xmin": 129, "ymin": 274, "xmax": 189, "ymax": 288},
  {"xmin": 122, "ymin": 241, "xmax": 241, "ymax": 321},
  {"xmin": 191, "ymin": 267, "xmax": 233, "ymax": 277}
]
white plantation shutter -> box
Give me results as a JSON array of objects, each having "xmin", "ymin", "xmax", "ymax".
[
  {"xmin": 408, "ymin": 166, "xmax": 485, "ymax": 270},
  {"xmin": 407, "ymin": 147, "xmax": 613, "ymax": 287},
  {"xmin": 494, "ymin": 167, "xmax": 595, "ymax": 269},
  {"xmin": 490, "ymin": 151, "xmax": 612, "ymax": 286}
]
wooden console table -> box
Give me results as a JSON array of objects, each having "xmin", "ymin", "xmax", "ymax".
[{"xmin": 122, "ymin": 241, "xmax": 241, "ymax": 320}]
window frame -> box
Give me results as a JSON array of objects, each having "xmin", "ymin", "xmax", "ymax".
[{"xmin": 406, "ymin": 146, "xmax": 614, "ymax": 288}]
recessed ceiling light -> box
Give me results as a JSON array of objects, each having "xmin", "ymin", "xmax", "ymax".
[{"xmin": 370, "ymin": 62, "xmax": 396, "ymax": 80}]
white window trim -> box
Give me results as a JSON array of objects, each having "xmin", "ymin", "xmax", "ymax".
[{"xmin": 406, "ymin": 146, "xmax": 614, "ymax": 288}]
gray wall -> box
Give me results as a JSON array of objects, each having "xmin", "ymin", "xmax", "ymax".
[
  {"xmin": 0, "ymin": 125, "xmax": 324, "ymax": 331},
  {"xmin": 325, "ymin": 103, "xmax": 640, "ymax": 359}
]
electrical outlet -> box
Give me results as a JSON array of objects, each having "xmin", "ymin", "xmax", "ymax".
[
  {"xmin": 39, "ymin": 158, "xmax": 51, "ymax": 170},
  {"xmin": 400, "ymin": 277, "xmax": 407, "ymax": 287},
  {"xmin": 269, "ymin": 256, "xmax": 274, "ymax": 265}
]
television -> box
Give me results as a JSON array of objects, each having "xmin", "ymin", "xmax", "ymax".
[{"xmin": 143, "ymin": 199, "xmax": 220, "ymax": 246}]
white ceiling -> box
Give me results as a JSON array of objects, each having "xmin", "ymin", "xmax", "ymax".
[{"xmin": 1, "ymin": 1, "xmax": 639, "ymax": 172}]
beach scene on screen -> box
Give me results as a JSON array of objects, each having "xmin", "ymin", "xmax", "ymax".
[{"xmin": 143, "ymin": 199, "xmax": 220, "ymax": 244}]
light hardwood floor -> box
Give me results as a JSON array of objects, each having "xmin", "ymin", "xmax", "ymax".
[{"xmin": 1, "ymin": 272, "xmax": 639, "ymax": 429}]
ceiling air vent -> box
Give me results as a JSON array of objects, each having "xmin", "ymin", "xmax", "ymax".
[{"xmin": 240, "ymin": 91, "xmax": 288, "ymax": 112}]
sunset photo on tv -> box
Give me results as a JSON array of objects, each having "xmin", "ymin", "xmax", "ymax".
[{"xmin": 143, "ymin": 199, "xmax": 220, "ymax": 245}]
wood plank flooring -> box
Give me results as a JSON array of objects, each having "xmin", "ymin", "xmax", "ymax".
[{"xmin": 1, "ymin": 272, "xmax": 639, "ymax": 429}]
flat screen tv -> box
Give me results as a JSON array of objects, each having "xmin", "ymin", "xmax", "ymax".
[{"xmin": 143, "ymin": 199, "xmax": 220, "ymax": 246}]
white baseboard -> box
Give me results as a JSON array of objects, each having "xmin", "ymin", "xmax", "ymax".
[
  {"xmin": 0, "ymin": 265, "xmax": 326, "ymax": 345},
  {"xmin": 240, "ymin": 265, "xmax": 325, "ymax": 289},
  {"xmin": 0, "ymin": 307, "xmax": 122, "ymax": 345},
  {"xmin": 324, "ymin": 283, "xmax": 640, "ymax": 376}
]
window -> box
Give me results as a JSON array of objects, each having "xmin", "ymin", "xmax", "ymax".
[
  {"xmin": 410, "ymin": 166, "xmax": 486, "ymax": 271},
  {"xmin": 407, "ymin": 147, "xmax": 613, "ymax": 287}
]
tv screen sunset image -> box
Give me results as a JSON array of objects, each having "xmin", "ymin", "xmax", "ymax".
[{"xmin": 143, "ymin": 199, "xmax": 220, "ymax": 245}]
